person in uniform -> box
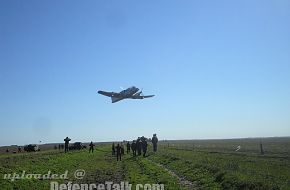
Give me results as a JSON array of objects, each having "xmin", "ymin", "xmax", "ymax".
[
  {"xmin": 116, "ymin": 143, "xmax": 122, "ymax": 161},
  {"xmin": 152, "ymin": 134, "xmax": 158, "ymax": 152},
  {"xmin": 126, "ymin": 141, "xmax": 131, "ymax": 154},
  {"xmin": 131, "ymin": 140, "xmax": 137, "ymax": 156},
  {"xmin": 89, "ymin": 141, "xmax": 95, "ymax": 153},
  {"xmin": 137, "ymin": 137, "xmax": 142, "ymax": 156},
  {"xmin": 141, "ymin": 136, "xmax": 148, "ymax": 157},
  {"xmin": 64, "ymin": 137, "xmax": 71, "ymax": 153},
  {"xmin": 112, "ymin": 143, "xmax": 115, "ymax": 155}
]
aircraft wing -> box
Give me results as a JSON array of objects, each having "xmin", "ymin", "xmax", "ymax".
[
  {"xmin": 131, "ymin": 95, "xmax": 155, "ymax": 99},
  {"xmin": 98, "ymin": 91, "xmax": 120, "ymax": 97}
]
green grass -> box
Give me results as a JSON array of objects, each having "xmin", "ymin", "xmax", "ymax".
[
  {"xmin": 0, "ymin": 145, "xmax": 121, "ymax": 190},
  {"xmin": 1, "ymin": 138, "xmax": 290, "ymax": 190},
  {"xmin": 0, "ymin": 145, "xmax": 187, "ymax": 190},
  {"xmin": 122, "ymin": 155, "xmax": 185, "ymax": 190},
  {"xmin": 148, "ymin": 144, "xmax": 290, "ymax": 190}
]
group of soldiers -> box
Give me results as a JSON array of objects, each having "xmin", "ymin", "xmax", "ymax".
[
  {"xmin": 62, "ymin": 133, "xmax": 159, "ymax": 162},
  {"xmin": 112, "ymin": 134, "xmax": 159, "ymax": 161}
]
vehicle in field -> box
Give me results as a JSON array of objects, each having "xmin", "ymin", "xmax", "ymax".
[
  {"xmin": 24, "ymin": 144, "xmax": 40, "ymax": 152},
  {"xmin": 69, "ymin": 142, "xmax": 86, "ymax": 150}
]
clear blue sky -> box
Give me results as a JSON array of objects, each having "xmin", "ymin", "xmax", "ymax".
[{"xmin": 0, "ymin": 1, "xmax": 290, "ymax": 146}]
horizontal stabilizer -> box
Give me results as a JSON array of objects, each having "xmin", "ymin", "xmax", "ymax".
[{"xmin": 143, "ymin": 95, "xmax": 155, "ymax": 98}]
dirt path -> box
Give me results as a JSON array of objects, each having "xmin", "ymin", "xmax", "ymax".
[{"xmin": 146, "ymin": 158, "xmax": 199, "ymax": 190}]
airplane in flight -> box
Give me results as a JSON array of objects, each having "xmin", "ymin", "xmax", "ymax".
[{"xmin": 98, "ymin": 86, "xmax": 154, "ymax": 103}]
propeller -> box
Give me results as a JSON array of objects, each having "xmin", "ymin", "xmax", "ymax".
[{"xmin": 140, "ymin": 88, "xmax": 143, "ymax": 96}]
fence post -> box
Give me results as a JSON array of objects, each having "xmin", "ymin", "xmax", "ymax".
[{"xmin": 260, "ymin": 141, "xmax": 264, "ymax": 155}]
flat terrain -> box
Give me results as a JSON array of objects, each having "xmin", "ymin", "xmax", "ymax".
[{"xmin": 0, "ymin": 137, "xmax": 290, "ymax": 190}]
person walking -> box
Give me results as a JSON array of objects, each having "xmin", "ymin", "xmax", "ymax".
[
  {"xmin": 116, "ymin": 143, "xmax": 122, "ymax": 161},
  {"xmin": 89, "ymin": 141, "xmax": 95, "ymax": 153}
]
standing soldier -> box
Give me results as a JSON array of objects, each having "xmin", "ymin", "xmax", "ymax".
[
  {"xmin": 116, "ymin": 143, "xmax": 122, "ymax": 161},
  {"xmin": 121, "ymin": 143, "xmax": 125, "ymax": 155},
  {"xmin": 126, "ymin": 142, "xmax": 131, "ymax": 154},
  {"xmin": 141, "ymin": 136, "xmax": 148, "ymax": 157},
  {"xmin": 136, "ymin": 137, "xmax": 142, "ymax": 156},
  {"xmin": 112, "ymin": 143, "xmax": 115, "ymax": 155},
  {"xmin": 131, "ymin": 140, "xmax": 137, "ymax": 156},
  {"xmin": 64, "ymin": 137, "xmax": 71, "ymax": 153},
  {"xmin": 152, "ymin": 134, "xmax": 158, "ymax": 152},
  {"xmin": 89, "ymin": 141, "xmax": 95, "ymax": 153}
]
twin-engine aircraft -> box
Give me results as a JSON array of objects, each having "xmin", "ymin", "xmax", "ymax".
[{"xmin": 98, "ymin": 86, "xmax": 154, "ymax": 103}]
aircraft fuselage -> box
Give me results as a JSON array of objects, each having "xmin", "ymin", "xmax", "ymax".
[{"xmin": 120, "ymin": 86, "xmax": 139, "ymax": 97}]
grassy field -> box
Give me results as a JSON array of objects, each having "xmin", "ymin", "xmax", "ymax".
[{"xmin": 0, "ymin": 137, "xmax": 290, "ymax": 190}]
